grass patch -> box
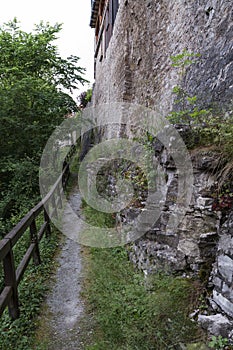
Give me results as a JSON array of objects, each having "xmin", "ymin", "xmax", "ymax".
[
  {"xmin": 86, "ymin": 247, "xmax": 204, "ymax": 350},
  {"xmin": 0, "ymin": 227, "xmax": 61, "ymax": 350},
  {"xmin": 81, "ymin": 199, "xmax": 115, "ymax": 228},
  {"xmin": 82, "ymin": 205, "xmax": 205, "ymax": 350}
]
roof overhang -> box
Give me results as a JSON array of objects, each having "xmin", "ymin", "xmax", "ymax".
[{"xmin": 90, "ymin": 0, "xmax": 101, "ymax": 28}]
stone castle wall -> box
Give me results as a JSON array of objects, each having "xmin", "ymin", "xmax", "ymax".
[
  {"xmin": 90, "ymin": 0, "xmax": 233, "ymax": 332},
  {"xmin": 127, "ymin": 148, "xmax": 220, "ymax": 275},
  {"xmin": 93, "ymin": 0, "xmax": 233, "ymax": 112}
]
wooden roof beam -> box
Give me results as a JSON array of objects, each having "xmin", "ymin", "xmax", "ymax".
[{"xmin": 90, "ymin": 0, "xmax": 101, "ymax": 28}]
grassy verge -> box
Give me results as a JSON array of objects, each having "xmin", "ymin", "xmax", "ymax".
[
  {"xmin": 0, "ymin": 227, "xmax": 61, "ymax": 350},
  {"xmin": 82, "ymin": 205, "xmax": 205, "ymax": 350}
]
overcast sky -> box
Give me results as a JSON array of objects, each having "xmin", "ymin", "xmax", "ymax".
[{"xmin": 0, "ymin": 0, "xmax": 95, "ymax": 95}]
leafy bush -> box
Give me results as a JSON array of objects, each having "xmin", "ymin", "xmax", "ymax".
[{"xmin": 0, "ymin": 19, "xmax": 86, "ymax": 229}]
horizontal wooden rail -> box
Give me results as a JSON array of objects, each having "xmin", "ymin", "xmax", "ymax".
[
  {"xmin": 0, "ymin": 286, "xmax": 12, "ymax": 316},
  {"xmin": 0, "ymin": 144, "xmax": 76, "ymax": 320}
]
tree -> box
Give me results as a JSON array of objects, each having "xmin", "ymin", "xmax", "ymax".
[
  {"xmin": 77, "ymin": 88, "xmax": 92, "ymax": 108},
  {"xmin": 0, "ymin": 19, "xmax": 87, "ymax": 224}
]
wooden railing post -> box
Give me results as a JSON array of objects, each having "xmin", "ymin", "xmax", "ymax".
[
  {"xmin": 3, "ymin": 239, "xmax": 20, "ymax": 319},
  {"xmin": 30, "ymin": 218, "xmax": 41, "ymax": 266},
  {"xmin": 57, "ymin": 182, "xmax": 63, "ymax": 209},
  {"xmin": 0, "ymin": 144, "xmax": 76, "ymax": 319},
  {"xmin": 62, "ymin": 161, "xmax": 69, "ymax": 187},
  {"xmin": 51, "ymin": 195, "xmax": 58, "ymax": 219},
  {"xmin": 44, "ymin": 208, "xmax": 51, "ymax": 237}
]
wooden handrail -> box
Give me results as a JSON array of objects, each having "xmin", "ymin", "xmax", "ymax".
[{"xmin": 0, "ymin": 144, "xmax": 76, "ymax": 319}]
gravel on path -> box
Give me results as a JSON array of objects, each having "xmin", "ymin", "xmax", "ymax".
[{"xmin": 35, "ymin": 187, "xmax": 93, "ymax": 350}]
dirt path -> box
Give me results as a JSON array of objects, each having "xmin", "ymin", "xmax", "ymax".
[{"xmin": 35, "ymin": 186, "xmax": 93, "ymax": 350}]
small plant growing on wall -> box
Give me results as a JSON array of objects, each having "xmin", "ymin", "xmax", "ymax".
[
  {"xmin": 208, "ymin": 335, "xmax": 232, "ymax": 349},
  {"xmin": 168, "ymin": 49, "xmax": 209, "ymax": 127},
  {"xmin": 167, "ymin": 50, "xmax": 233, "ymax": 160}
]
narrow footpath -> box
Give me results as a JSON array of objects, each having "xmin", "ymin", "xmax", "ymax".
[{"xmin": 35, "ymin": 186, "xmax": 93, "ymax": 350}]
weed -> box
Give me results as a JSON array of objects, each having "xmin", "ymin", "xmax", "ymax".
[
  {"xmin": 208, "ymin": 335, "xmax": 232, "ymax": 349},
  {"xmin": 167, "ymin": 50, "xmax": 233, "ymax": 161}
]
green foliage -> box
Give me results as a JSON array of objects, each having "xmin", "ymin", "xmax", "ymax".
[
  {"xmin": 0, "ymin": 20, "xmax": 86, "ymax": 345},
  {"xmin": 81, "ymin": 200, "xmax": 115, "ymax": 228},
  {"xmin": 85, "ymin": 88, "xmax": 93, "ymax": 102},
  {"xmin": 78, "ymin": 88, "xmax": 93, "ymax": 108},
  {"xmin": 0, "ymin": 19, "xmax": 87, "ymax": 228},
  {"xmin": 0, "ymin": 227, "xmax": 61, "ymax": 350},
  {"xmin": 170, "ymin": 49, "xmax": 201, "ymax": 72},
  {"xmin": 0, "ymin": 19, "xmax": 86, "ymax": 161},
  {"xmin": 168, "ymin": 50, "xmax": 207, "ymax": 128},
  {"xmin": 208, "ymin": 335, "xmax": 232, "ymax": 349},
  {"xmin": 82, "ymin": 204, "xmax": 203, "ymax": 349},
  {"xmin": 0, "ymin": 157, "xmax": 40, "ymax": 230},
  {"xmin": 167, "ymin": 50, "xmax": 233, "ymax": 159}
]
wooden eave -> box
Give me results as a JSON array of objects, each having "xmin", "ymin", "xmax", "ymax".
[{"xmin": 90, "ymin": 0, "xmax": 101, "ymax": 28}]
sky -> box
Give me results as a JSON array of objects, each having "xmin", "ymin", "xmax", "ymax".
[{"xmin": 0, "ymin": 0, "xmax": 95, "ymax": 96}]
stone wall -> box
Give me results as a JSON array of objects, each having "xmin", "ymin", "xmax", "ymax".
[
  {"xmin": 197, "ymin": 211, "xmax": 233, "ymax": 338},
  {"xmin": 125, "ymin": 146, "xmax": 233, "ymax": 336},
  {"xmin": 92, "ymin": 0, "xmax": 233, "ymax": 112},
  {"xmin": 89, "ymin": 0, "xmax": 233, "ymax": 336},
  {"xmin": 211, "ymin": 212, "xmax": 233, "ymax": 312},
  {"xmin": 127, "ymin": 148, "xmax": 220, "ymax": 275}
]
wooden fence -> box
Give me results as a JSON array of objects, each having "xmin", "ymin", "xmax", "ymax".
[{"xmin": 0, "ymin": 145, "xmax": 76, "ymax": 320}]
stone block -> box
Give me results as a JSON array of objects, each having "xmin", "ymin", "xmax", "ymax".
[
  {"xmin": 198, "ymin": 232, "xmax": 218, "ymax": 259},
  {"xmin": 199, "ymin": 232, "xmax": 218, "ymax": 242},
  {"xmin": 196, "ymin": 197, "xmax": 214, "ymax": 209},
  {"xmin": 217, "ymin": 255, "xmax": 233, "ymax": 284},
  {"xmin": 178, "ymin": 216, "xmax": 204, "ymax": 236},
  {"xmin": 222, "ymin": 282, "xmax": 233, "ymax": 302},
  {"xmin": 218, "ymin": 234, "xmax": 233, "ymax": 255},
  {"xmin": 198, "ymin": 313, "xmax": 233, "ymax": 337},
  {"xmin": 177, "ymin": 239, "xmax": 200, "ymax": 260},
  {"xmin": 213, "ymin": 276, "xmax": 222, "ymax": 290},
  {"xmin": 213, "ymin": 290, "xmax": 233, "ymax": 318}
]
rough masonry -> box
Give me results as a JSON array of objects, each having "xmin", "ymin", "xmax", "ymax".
[
  {"xmin": 89, "ymin": 0, "xmax": 233, "ymax": 337},
  {"xmin": 92, "ymin": 0, "xmax": 233, "ymax": 112}
]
